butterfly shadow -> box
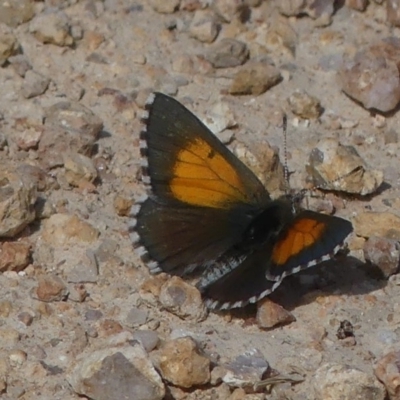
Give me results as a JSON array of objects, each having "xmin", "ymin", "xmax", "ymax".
[
  {"xmin": 268, "ymin": 255, "xmax": 388, "ymax": 312},
  {"xmin": 225, "ymin": 255, "xmax": 388, "ymax": 319}
]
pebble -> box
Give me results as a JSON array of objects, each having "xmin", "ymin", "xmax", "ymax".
[
  {"xmin": 353, "ymin": 212, "xmax": 400, "ymax": 240},
  {"xmin": 229, "ymin": 61, "xmax": 281, "ymax": 95},
  {"xmin": 221, "ymin": 348, "xmax": 269, "ymax": 389},
  {"xmin": 158, "ymin": 336, "xmax": 210, "ymax": 388},
  {"xmin": 41, "ymin": 102, "xmax": 103, "ymax": 169},
  {"xmin": 213, "ymin": 0, "xmax": 245, "ymax": 22},
  {"xmin": 124, "ymin": 307, "xmax": 149, "ymax": 328},
  {"xmin": 64, "ymin": 152, "xmax": 98, "ymax": 187},
  {"xmin": 15, "ymin": 127, "xmax": 42, "ymax": 150},
  {"xmin": 374, "ymin": 350, "xmax": 400, "ymax": 398},
  {"xmin": 159, "ymin": 276, "xmax": 207, "ymax": 322},
  {"xmin": 0, "ymin": 328, "xmax": 20, "ymax": 348},
  {"xmin": 0, "ymin": 166, "xmax": 37, "ymax": 238},
  {"xmin": 0, "ymin": 25, "xmax": 19, "ymax": 66},
  {"xmin": 68, "ymin": 284, "xmax": 88, "ymax": 302},
  {"xmin": 256, "ymin": 298, "xmax": 296, "ymax": 329},
  {"xmin": 0, "ymin": 0, "xmax": 35, "ymax": 27},
  {"xmin": 150, "ymin": 0, "xmax": 180, "ymax": 14},
  {"xmin": 364, "ymin": 236, "xmax": 400, "ymax": 278},
  {"xmin": 131, "ymin": 330, "xmax": 159, "ymax": 352},
  {"xmin": 205, "ymin": 38, "xmax": 249, "ymax": 68},
  {"xmin": 288, "ymin": 90, "xmax": 322, "ymax": 119},
  {"xmin": 9, "ymin": 349, "xmax": 27, "ymax": 367},
  {"xmin": 68, "ymin": 343, "xmax": 165, "ymax": 400},
  {"xmin": 307, "ymin": 138, "xmax": 383, "ymax": 195},
  {"xmin": 44, "ymin": 101, "xmax": 103, "ymax": 140},
  {"xmin": 41, "ymin": 214, "xmax": 99, "ymax": 246},
  {"xmin": 29, "ymin": 12, "xmax": 74, "ymax": 47},
  {"xmin": 232, "ymin": 140, "xmax": 285, "ymax": 194},
  {"xmin": 67, "ymin": 251, "xmax": 99, "ymax": 283},
  {"xmin": 387, "ymin": 0, "xmax": 400, "ymax": 26},
  {"xmin": 113, "ymin": 195, "xmax": 133, "ymax": 217},
  {"xmin": 21, "ymin": 70, "xmax": 50, "ymax": 99},
  {"xmin": 338, "ymin": 40, "xmax": 400, "ymax": 112},
  {"xmin": 346, "ymin": 0, "xmax": 368, "ymax": 10},
  {"xmin": 204, "ymin": 101, "xmax": 237, "ymax": 133},
  {"xmin": 0, "ymin": 241, "xmax": 31, "ymax": 272},
  {"xmin": 33, "ymin": 274, "xmax": 68, "ymax": 302},
  {"xmin": 313, "ymin": 363, "xmax": 385, "ymax": 400},
  {"xmin": 189, "ymin": 10, "xmax": 219, "ymax": 43}
]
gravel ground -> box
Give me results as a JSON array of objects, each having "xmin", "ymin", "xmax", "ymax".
[{"xmin": 1, "ymin": 1, "xmax": 400, "ymax": 399}]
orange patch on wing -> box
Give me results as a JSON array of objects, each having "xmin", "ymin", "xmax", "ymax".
[
  {"xmin": 272, "ymin": 218, "xmax": 326, "ymax": 265},
  {"xmin": 170, "ymin": 138, "xmax": 247, "ymax": 208}
]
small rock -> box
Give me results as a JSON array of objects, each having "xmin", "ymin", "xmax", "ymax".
[
  {"xmin": 132, "ymin": 330, "xmax": 159, "ymax": 352},
  {"xmin": 125, "ymin": 307, "xmax": 149, "ymax": 328},
  {"xmin": 17, "ymin": 311, "xmax": 33, "ymax": 326},
  {"xmin": 67, "ymin": 251, "xmax": 99, "ymax": 283},
  {"xmin": 229, "ymin": 62, "xmax": 281, "ymax": 95},
  {"xmin": 288, "ymin": 90, "xmax": 322, "ymax": 119},
  {"xmin": 314, "ymin": 363, "xmax": 386, "ymax": 400},
  {"xmin": 0, "ymin": 328, "xmax": 20, "ymax": 348},
  {"xmin": 346, "ymin": 0, "xmax": 368, "ymax": 10},
  {"xmin": 172, "ymin": 54, "xmax": 195, "ymax": 74},
  {"xmin": 64, "ymin": 153, "xmax": 98, "ymax": 187},
  {"xmin": 159, "ymin": 276, "xmax": 207, "ymax": 322},
  {"xmin": 222, "ymin": 349, "xmax": 269, "ymax": 388},
  {"xmin": 387, "ymin": 0, "xmax": 400, "ymax": 26},
  {"xmin": 33, "ymin": 274, "xmax": 68, "ymax": 302},
  {"xmin": 0, "ymin": 301, "xmax": 12, "ymax": 317},
  {"xmin": 140, "ymin": 274, "xmax": 170, "ymax": 306},
  {"xmin": 374, "ymin": 350, "xmax": 400, "ymax": 399},
  {"xmin": 44, "ymin": 101, "xmax": 103, "ymax": 139},
  {"xmin": 15, "ymin": 127, "xmax": 42, "ymax": 150},
  {"xmin": 353, "ymin": 212, "xmax": 400, "ymax": 240},
  {"xmin": 204, "ymin": 101, "xmax": 237, "ymax": 134},
  {"xmin": 9, "ymin": 350, "xmax": 27, "ymax": 367},
  {"xmin": 0, "ymin": 241, "xmax": 31, "ymax": 272},
  {"xmin": 0, "ymin": 0, "xmax": 35, "ymax": 27},
  {"xmin": 40, "ymin": 101, "xmax": 102, "ymax": 168},
  {"xmin": 30, "ymin": 12, "xmax": 74, "ymax": 46},
  {"xmin": 0, "ymin": 25, "xmax": 19, "ymax": 66},
  {"xmin": 150, "ymin": 0, "xmax": 180, "ymax": 13},
  {"xmin": 21, "ymin": 70, "xmax": 50, "ymax": 99},
  {"xmin": 364, "ymin": 236, "xmax": 400, "ymax": 277},
  {"xmin": 68, "ymin": 284, "xmax": 88, "ymax": 302},
  {"xmin": 41, "ymin": 214, "xmax": 99, "ymax": 246},
  {"xmin": 189, "ymin": 10, "xmax": 219, "ymax": 43},
  {"xmin": 114, "ymin": 195, "xmax": 133, "ymax": 217},
  {"xmin": 68, "ymin": 344, "xmax": 165, "ymax": 400},
  {"xmin": 232, "ymin": 140, "xmax": 285, "ymax": 194},
  {"xmin": 158, "ymin": 336, "xmax": 210, "ymax": 388},
  {"xmin": 307, "ymin": 138, "xmax": 383, "ymax": 195},
  {"xmin": 213, "ymin": 0, "xmax": 246, "ymax": 22},
  {"xmin": 205, "ymin": 38, "xmax": 249, "ymax": 68},
  {"xmin": 96, "ymin": 319, "xmax": 124, "ymax": 338},
  {"xmin": 256, "ymin": 298, "xmax": 296, "ymax": 329},
  {"xmin": 336, "ymin": 320, "xmax": 355, "ymax": 340},
  {"xmin": 338, "ymin": 39, "xmax": 400, "ymax": 112},
  {"xmin": 0, "ymin": 166, "xmax": 37, "ymax": 237}
]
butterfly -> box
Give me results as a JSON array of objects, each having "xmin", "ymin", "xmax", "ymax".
[{"xmin": 129, "ymin": 92, "xmax": 353, "ymax": 310}]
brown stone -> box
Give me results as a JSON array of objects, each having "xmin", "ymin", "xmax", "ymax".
[
  {"xmin": 0, "ymin": 241, "xmax": 31, "ymax": 272},
  {"xmin": 34, "ymin": 275, "xmax": 68, "ymax": 302},
  {"xmin": 159, "ymin": 337, "xmax": 210, "ymax": 388},
  {"xmin": 256, "ymin": 298, "xmax": 296, "ymax": 329}
]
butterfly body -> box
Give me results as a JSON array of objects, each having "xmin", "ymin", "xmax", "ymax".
[{"xmin": 129, "ymin": 92, "xmax": 353, "ymax": 310}]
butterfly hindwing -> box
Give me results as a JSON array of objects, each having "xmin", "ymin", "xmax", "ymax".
[{"xmin": 266, "ymin": 210, "xmax": 353, "ymax": 280}]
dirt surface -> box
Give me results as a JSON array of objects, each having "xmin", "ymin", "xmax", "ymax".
[{"xmin": 1, "ymin": 0, "xmax": 400, "ymax": 399}]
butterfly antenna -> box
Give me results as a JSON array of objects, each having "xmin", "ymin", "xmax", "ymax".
[{"xmin": 282, "ymin": 114, "xmax": 289, "ymax": 195}]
